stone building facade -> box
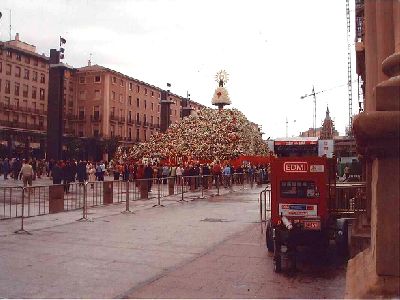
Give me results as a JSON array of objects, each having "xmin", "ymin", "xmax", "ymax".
[
  {"xmin": 345, "ymin": 0, "xmax": 399, "ymax": 297},
  {"xmin": 0, "ymin": 34, "xmax": 205, "ymax": 159},
  {"xmin": 0, "ymin": 34, "xmax": 49, "ymax": 157}
]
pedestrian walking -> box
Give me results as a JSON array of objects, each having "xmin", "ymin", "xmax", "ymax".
[{"xmin": 19, "ymin": 159, "xmax": 33, "ymax": 187}]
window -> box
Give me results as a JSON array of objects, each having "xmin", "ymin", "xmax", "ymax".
[
  {"xmin": 16, "ymin": 54, "xmax": 21, "ymax": 61},
  {"xmin": 24, "ymin": 69, "xmax": 29, "ymax": 79},
  {"xmin": 33, "ymin": 58, "xmax": 38, "ymax": 66},
  {"xmin": 157, "ymin": 116, "xmax": 160, "ymax": 125},
  {"xmin": 94, "ymin": 75, "xmax": 101, "ymax": 83},
  {"xmin": 15, "ymin": 67, "xmax": 21, "ymax": 78},
  {"xmin": 151, "ymin": 103, "xmax": 154, "ymax": 111},
  {"xmin": 136, "ymin": 85, "xmax": 140, "ymax": 93},
  {"xmin": 78, "ymin": 107, "xmax": 85, "ymax": 119},
  {"xmin": 39, "ymin": 88, "xmax": 45, "ymax": 100},
  {"xmin": 119, "ymin": 94, "xmax": 123, "ymax": 102},
  {"xmin": 25, "ymin": 56, "xmax": 30, "ymax": 64},
  {"xmin": 111, "ymin": 107, "xmax": 115, "ymax": 117},
  {"xmin": 40, "ymin": 73, "xmax": 45, "ymax": 84},
  {"xmin": 120, "ymin": 79, "xmax": 124, "ymax": 87},
  {"xmin": 79, "ymin": 77, "xmax": 85, "ymax": 84},
  {"xmin": 5, "ymin": 80, "xmax": 11, "ymax": 94},
  {"xmin": 280, "ymin": 181, "xmax": 318, "ymax": 199},
  {"xmin": 151, "ymin": 91, "xmax": 154, "ymax": 97},
  {"xmin": 14, "ymin": 83, "xmax": 20, "ymax": 96},
  {"xmin": 0, "ymin": 79, "xmax": 1, "ymax": 92},
  {"xmin": 136, "ymin": 98, "xmax": 140, "ymax": 107},
  {"xmin": 93, "ymin": 129, "xmax": 99, "ymax": 137},
  {"xmin": 143, "ymin": 114, "xmax": 147, "ymax": 124},
  {"xmin": 157, "ymin": 104, "xmax": 160, "ymax": 112},
  {"xmin": 129, "ymin": 82, "xmax": 133, "ymax": 91},
  {"xmin": 93, "ymin": 106, "xmax": 100, "ymax": 119},
  {"xmin": 144, "ymin": 88, "xmax": 147, "ymax": 95},
  {"xmin": 94, "ymin": 89, "xmax": 101, "ymax": 100},
  {"xmin": 128, "ymin": 128, "xmax": 132, "ymax": 140},
  {"xmin": 68, "ymin": 101, "xmax": 73, "ymax": 107},
  {"xmin": 136, "ymin": 129, "xmax": 140, "ymax": 141},
  {"xmin": 78, "ymin": 131, "xmax": 84, "ymax": 137},
  {"xmin": 6, "ymin": 64, "xmax": 11, "ymax": 75},
  {"xmin": 128, "ymin": 95, "xmax": 132, "ymax": 105},
  {"xmin": 6, "ymin": 50, "xmax": 12, "ymax": 58},
  {"xmin": 23, "ymin": 85, "xmax": 28, "ymax": 98},
  {"xmin": 112, "ymin": 91, "xmax": 116, "ymax": 101},
  {"xmin": 110, "ymin": 126, "xmax": 115, "ymax": 137},
  {"xmin": 151, "ymin": 116, "xmax": 154, "ymax": 124},
  {"xmin": 0, "ymin": 62, "xmax": 2, "ymax": 73},
  {"xmin": 32, "ymin": 71, "xmax": 38, "ymax": 82},
  {"xmin": 136, "ymin": 113, "xmax": 140, "ymax": 122},
  {"xmin": 144, "ymin": 100, "xmax": 147, "ymax": 109},
  {"xmin": 112, "ymin": 76, "xmax": 116, "ymax": 84},
  {"xmin": 79, "ymin": 90, "xmax": 86, "ymax": 100}
]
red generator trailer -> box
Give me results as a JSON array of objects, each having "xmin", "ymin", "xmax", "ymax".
[{"xmin": 264, "ymin": 156, "xmax": 353, "ymax": 272}]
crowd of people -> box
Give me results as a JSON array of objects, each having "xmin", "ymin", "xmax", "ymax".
[
  {"xmin": 0, "ymin": 158, "xmax": 108, "ymax": 190},
  {"xmin": 108, "ymin": 159, "xmax": 269, "ymax": 192}
]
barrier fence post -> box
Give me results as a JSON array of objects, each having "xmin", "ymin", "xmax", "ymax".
[
  {"xmin": 15, "ymin": 187, "xmax": 31, "ymax": 235},
  {"xmin": 199, "ymin": 175, "xmax": 205, "ymax": 199},
  {"xmin": 122, "ymin": 180, "xmax": 134, "ymax": 214},
  {"xmin": 153, "ymin": 178, "xmax": 164, "ymax": 207},
  {"xmin": 216, "ymin": 175, "xmax": 220, "ymax": 196},
  {"xmin": 178, "ymin": 176, "xmax": 188, "ymax": 203},
  {"xmin": 77, "ymin": 182, "xmax": 92, "ymax": 222},
  {"xmin": 259, "ymin": 190, "xmax": 264, "ymax": 233}
]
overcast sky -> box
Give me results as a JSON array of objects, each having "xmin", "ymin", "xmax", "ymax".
[{"xmin": 0, "ymin": 0, "xmax": 358, "ymax": 138}]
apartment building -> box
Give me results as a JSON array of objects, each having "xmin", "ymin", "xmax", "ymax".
[
  {"xmin": 0, "ymin": 34, "xmax": 49, "ymax": 157},
  {"xmin": 0, "ymin": 34, "xmax": 205, "ymax": 158},
  {"xmin": 73, "ymin": 64, "xmax": 200, "ymax": 143}
]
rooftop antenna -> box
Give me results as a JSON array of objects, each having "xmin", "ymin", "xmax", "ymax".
[{"xmin": 9, "ymin": 9, "xmax": 11, "ymax": 41}]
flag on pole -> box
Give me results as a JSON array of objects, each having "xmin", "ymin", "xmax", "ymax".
[
  {"xmin": 167, "ymin": 83, "xmax": 171, "ymax": 87},
  {"xmin": 60, "ymin": 36, "xmax": 66, "ymax": 46}
]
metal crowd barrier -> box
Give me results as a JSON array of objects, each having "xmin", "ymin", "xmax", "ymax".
[
  {"xmin": 328, "ymin": 182, "xmax": 367, "ymax": 213},
  {"xmin": 1, "ymin": 172, "xmax": 266, "ymax": 233},
  {"xmin": 259, "ymin": 186, "xmax": 271, "ymax": 233}
]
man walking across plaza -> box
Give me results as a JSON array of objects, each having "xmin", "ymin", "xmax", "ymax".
[{"xmin": 19, "ymin": 159, "xmax": 33, "ymax": 188}]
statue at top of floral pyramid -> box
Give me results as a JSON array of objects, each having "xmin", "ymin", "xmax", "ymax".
[{"xmin": 212, "ymin": 70, "xmax": 231, "ymax": 110}]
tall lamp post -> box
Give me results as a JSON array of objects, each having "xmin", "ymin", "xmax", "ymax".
[{"xmin": 160, "ymin": 83, "xmax": 174, "ymax": 133}]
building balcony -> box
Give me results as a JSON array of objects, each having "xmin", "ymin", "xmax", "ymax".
[
  {"xmin": 64, "ymin": 128, "xmax": 75, "ymax": 135},
  {"xmin": 127, "ymin": 118, "xmax": 134, "ymax": 125},
  {"xmin": 0, "ymin": 120, "xmax": 45, "ymax": 131},
  {"xmin": 68, "ymin": 114, "xmax": 86, "ymax": 122},
  {"xmin": 90, "ymin": 114, "xmax": 101, "ymax": 122},
  {"xmin": 109, "ymin": 113, "xmax": 118, "ymax": 123},
  {"xmin": 0, "ymin": 103, "xmax": 47, "ymax": 116},
  {"xmin": 135, "ymin": 120, "xmax": 142, "ymax": 127},
  {"xmin": 149, "ymin": 123, "xmax": 154, "ymax": 129},
  {"xmin": 143, "ymin": 121, "xmax": 149, "ymax": 128},
  {"xmin": 118, "ymin": 116, "xmax": 125, "ymax": 124}
]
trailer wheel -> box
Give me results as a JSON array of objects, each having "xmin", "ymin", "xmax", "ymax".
[
  {"xmin": 266, "ymin": 222, "xmax": 274, "ymax": 252},
  {"xmin": 273, "ymin": 228, "xmax": 282, "ymax": 273},
  {"xmin": 336, "ymin": 219, "xmax": 349, "ymax": 258},
  {"xmin": 274, "ymin": 255, "xmax": 282, "ymax": 273}
]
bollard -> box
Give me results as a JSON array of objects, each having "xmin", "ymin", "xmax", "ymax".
[
  {"xmin": 122, "ymin": 180, "xmax": 134, "ymax": 214},
  {"xmin": 168, "ymin": 177, "xmax": 174, "ymax": 195},
  {"xmin": 77, "ymin": 182, "xmax": 92, "ymax": 222},
  {"xmin": 140, "ymin": 179, "xmax": 149, "ymax": 199},
  {"xmin": 15, "ymin": 187, "xmax": 32, "ymax": 235},
  {"xmin": 199, "ymin": 176, "xmax": 206, "ymax": 199}
]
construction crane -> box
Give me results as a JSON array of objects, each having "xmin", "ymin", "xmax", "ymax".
[
  {"xmin": 300, "ymin": 81, "xmax": 357, "ymax": 137},
  {"xmin": 346, "ymin": 0, "xmax": 353, "ymax": 135},
  {"xmin": 300, "ymin": 86, "xmax": 318, "ymax": 137}
]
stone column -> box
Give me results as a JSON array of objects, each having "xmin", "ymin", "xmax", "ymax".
[{"xmin": 346, "ymin": 1, "xmax": 400, "ymax": 297}]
